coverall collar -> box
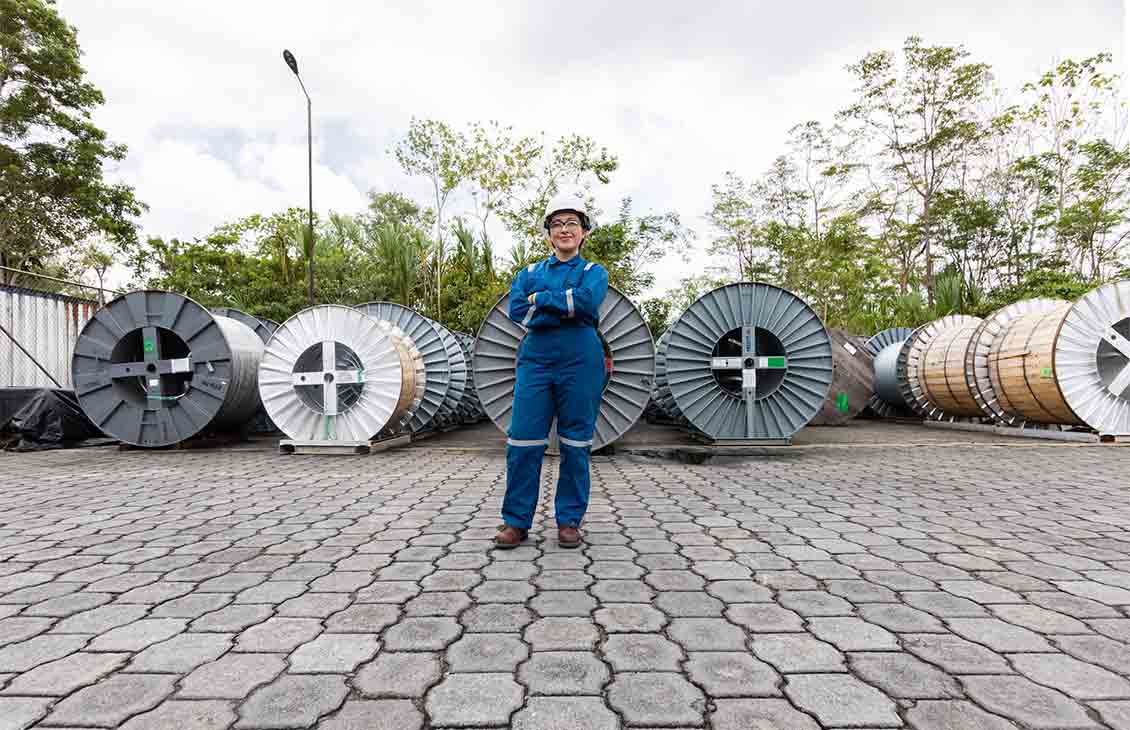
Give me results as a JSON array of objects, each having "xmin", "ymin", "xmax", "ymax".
[{"xmin": 548, "ymin": 254, "xmax": 583, "ymax": 267}]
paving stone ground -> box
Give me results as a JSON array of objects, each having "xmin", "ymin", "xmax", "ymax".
[{"xmin": 1, "ymin": 433, "xmax": 1130, "ymax": 728}]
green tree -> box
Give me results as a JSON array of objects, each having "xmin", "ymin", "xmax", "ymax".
[
  {"xmin": 0, "ymin": 0, "xmax": 144, "ymax": 283},
  {"xmin": 583, "ymin": 198, "xmax": 691, "ymax": 297},
  {"xmin": 841, "ymin": 36, "xmax": 990, "ymax": 302}
]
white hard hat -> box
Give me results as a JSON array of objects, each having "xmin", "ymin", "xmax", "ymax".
[{"xmin": 543, "ymin": 191, "xmax": 592, "ymax": 231}]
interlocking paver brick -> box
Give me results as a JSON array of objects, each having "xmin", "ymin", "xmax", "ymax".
[
  {"xmin": 118, "ymin": 699, "xmax": 236, "ymax": 730},
  {"xmin": 686, "ymin": 652, "xmax": 780, "ymax": 697},
  {"xmin": 655, "ymin": 591, "xmax": 724, "ymax": 617},
  {"xmin": 43, "ymin": 673, "xmax": 177, "ymax": 727},
  {"xmin": 752, "ymin": 634, "xmax": 845, "ymax": 672},
  {"xmin": 710, "ymin": 698, "xmax": 819, "ymax": 730},
  {"xmin": 354, "ymin": 652, "xmax": 441, "ymax": 698},
  {"xmin": 905, "ymin": 700, "xmax": 1019, "ymax": 730},
  {"xmin": 289, "ymin": 633, "xmax": 380, "ymax": 672},
  {"xmin": 0, "ymin": 634, "xmax": 88, "ymax": 672},
  {"xmin": 355, "ymin": 581, "xmax": 421, "ymax": 604},
  {"xmin": 472, "ymin": 579, "xmax": 536, "ymax": 603},
  {"xmin": 54, "ymin": 604, "xmax": 148, "ymax": 633},
  {"xmin": 235, "ymin": 617, "xmax": 322, "ymax": 652},
  {"xmin": 150, "ymin": 593, "xmax": 233, "ymax": 618},
  {"xmin": 644, "ymin": 571, "xmax": 705, "ymax": 591},
  {"xmin": 319, "ymin": 699, "xmax": 423, "ymax": 730},
  {"xmin": 591, "ymin": 580, "xmax": 653, "ymax": 603},
  {"xmin": 1055, "ymin": 634, "xmax": 1130, "ymax": 674},
  {"xmin": 587, "ymin": 561, "xmax": 644, "ymax": 579},
  {"xmin": 603, "ymin": 634, "xmax": 683, "ymax": 671},
  {"xmin": 178, "ymin": 653, "xmax": 286, "ymax": 699},
  {"xmin": 705, "ymin": 580, "xmax": 772, "ymax": 603},
  {"xmin": 777, "ymin": 590, "xmax": 854, "ymax": 616},
  {"xmin": 190, "ymin": 604, "xmax": 273, "ymax": 632},
  {"xmin": 849, "ymin": 651, "xmax": 962, "ymax": 698},
  {"xmin": 235, "ymin": 674, "xmax": 348, "ymax": 728},
  {"xmin": 382, "ymin": 617, "xmax": 462, "ymax": 651},
  {"xmin": 1031, "ymin": 591, "xmax": 1121, "ymax": 617},
  {"xmin": 960, "ymin": 675, "xmax": 1100, "ymax": 729},
  {"xmin": 519, "ymin": 652, "xmax": 609, "ymax": 695},
  {"xmin": 24, "ymin": 592, "xmax": 110, "ymax": 618},
  {"xmin": 0, "ymin": 697, "xmax": 51, "ymax": 730},
  {"xmin": 668, "ymin": 618, "xmax": 747, "ymax": 651},
  {"xmin": 785, "ymin": 673, "xmax": 901, "ymax": 728},
  {"xmin": 725, "ymin": 604, "xmax": 803, "ymax": 632},
  {"xmin": 607, "ymin": 673, "xmax": 705, "ymax": 727},
  {"xmin": 460, "ymin": 604, "xmax": 535, "ymax": 632},
  {"xmin": 1092, "ymin": 701, "xmax": 1130, "ymax": 730},
  {"xmin": 1, "ymin": 651, "xmax": 128, "ymax": 696},
  {"xmin": 808, "ymin": 617, "xmax": 899, "ymax": 651},
  {"xmin": 947, "ymin": 617, "xmax": 1055, "ymax": 652},
  {"xmin": 902, "ymin": 632, "xmax": 1013, "ymax": 673},
  {"xmin": 404, "ymin": 591, "xmax": 472, "ymax": 616},
  {"xmin": 276, "ymin": 592, "xmax": 351, "ymax": 617},
  {"xmin": 512, "ymin": 697, "xmax": 618, "ymax": 730},
  {"xmin": 88, "ymin": 618, "xmax": 187, "ymax": 651},
  {"xmin": 446, "ymin": 633, "xmax": 529, "ymax": 672},
  {"xmin": 0, "ymin": 617, "xmax": 50, "ymax": 647},
  {"xmin": 425, "ymin": 673, "xmax": 524, "ymax": 727},
  {"xmin": 129, "ymin": 633, "xmax": 231, "ymax": 673},
  {"xmin": 1011, "ymin": 652, "xmax": 1130, "ymax": 699}
]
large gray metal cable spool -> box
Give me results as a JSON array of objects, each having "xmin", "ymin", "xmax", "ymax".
[
  {"xmin": 431, "ymin": 320, "xmax": 468, "ymax": 426},
  {"xmin": 965, "ymin": 298, "xmax": 1067, "ymax": 425},
  {"xmin": 651, "ymin": 331, "xmax": 686, "ymax": 423},
  {"xmin": 258, "ymin": 305, "xmax": 406, "ymax": 441},
  {"xmin": 865, "ymin": 327, "xmax": 914, "ymax": 418},
  {"xmin": 71, "ymin": 290, "xmax": 265, "ymax": 448},
  {"xmin": 355, "ymin": 302, "xmax": 450, "ymax": 432},
  {"xmin": 664, "ymin": 282, "xmax": 833, "ymax": 442},
  {"xmin": 454, "ymin": 332, "xmax": 485, "ymax": 421},
  {"xmin": 1050, "ymin": 280, "xmax": 1130, "ymax": 435},
  {"xmin": 473, "ymin": 285, "xmax": 656, "ymax": 451},
  {"xmin": 895, "ymin": 314, "xmax": 983, "ymax": 421}
]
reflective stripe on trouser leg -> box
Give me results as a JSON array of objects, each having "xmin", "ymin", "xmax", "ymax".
[{"xmin": 503, "ymin": 354, "xmax": 554, "ymax": 530}]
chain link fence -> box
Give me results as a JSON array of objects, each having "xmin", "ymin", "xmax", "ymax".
[{"xmin": 0, "ymin": 267, "xmax": 117, "ymax": 388}]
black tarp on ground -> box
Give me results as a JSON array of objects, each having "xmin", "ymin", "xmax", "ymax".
[{"xmin": 0, "ymin": 388, "xmax": 114, "ymax": 451}]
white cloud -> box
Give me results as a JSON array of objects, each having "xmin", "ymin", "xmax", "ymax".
[{"xmin": 59, "ymin": 0, "xmax": 1123, "ymax": 297}]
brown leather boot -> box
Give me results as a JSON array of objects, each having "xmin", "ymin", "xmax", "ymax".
[
  {"xmin": 558, "ymin": 525, "xmax": 582, "ymax": 549},
  {"xmin": 493, "ymin": 524, "xmax": 528, "ymax": 550}
]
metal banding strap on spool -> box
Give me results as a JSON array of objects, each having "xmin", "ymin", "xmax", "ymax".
[
  {"xmin": 71, "ymin": 290, "xmax": 265, "ymax": 448},
  {"xmin": 355, "ymin": 302, "xmax": 451, "ymax": 433},
  {"xmin": 965, "ymin": 298, "xmax": 1067, "ymax": 425},
  {"xmin": 664, "ymin": 282, "xmax": 833, "ymax": 441},
  {"xmin": 472, "ymin": 285, "xmax": 655, "ymax": 452},
  {"xmin": 258, "ymin": 305, "xmax": 404, "ymax": 441},
  {"xmin": 1057, "ymin": 279, "xmax": 1130, "ymax": 435},
  {"xmin": 896, "ymin": 315, "xmax": 982, "ymax": 422},
  {"xmin": 866, "ymin": 326, "xmax": 913, "ymax": 418}
]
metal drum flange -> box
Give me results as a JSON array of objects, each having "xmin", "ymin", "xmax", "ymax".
[
  {"xmin": 965, "ymin": 299, "xmax": 1067, "ymax": 425},
  {"xmin": 1057, "ymin": 279, "xmax": 1130, "ymax": 435},
  {"xmin": 356, "ymin": 302, "xmax": 450, "ymax": 433},
  {"xmin": 455, "ymin": 332, "xmax": 485, "ymax": 422},
  {"xmin": 665, "ymin": 282, "xmax": 833, "ymax": 442},
  {"xmin": 866, "ymin": 326, "xmax": 913, "ymax": 418},
  {"xmin": 432, "ymin": 320, "xmax": 468, "ymax": 426},
  {"xmin": 258, "ymin": 305, "xmax": 404, "ymax": 441},
  {"xmin": 71, "ymin": 290, "xmax": 265, "ymax": 448},
  {"xmin": 651, "ymin": 330, "xmax": 687, "ymax": 424},
  {"xmin": 473, "ymin": 285, "xmax": 655, "ymax": 451},
  {"xmin": 896, "ymin": 315, "xmax": 982, "ymax": 421}
]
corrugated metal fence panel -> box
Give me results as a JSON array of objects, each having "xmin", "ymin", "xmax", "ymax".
[{"xmin": 0, "ymin": 286, "xmax": 99, "ymax": 388}]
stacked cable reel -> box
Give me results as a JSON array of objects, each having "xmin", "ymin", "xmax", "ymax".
[
  {"xmin": 473, "ymin": 285, "xmax": 656, "ymax": 453},
  {"xmin": 809, "ymin": 329, "xmax": 875, "ymax": 426},
  {"xmin": 896, "ymin": 315, "xmax": 986, "ymax": 422},
  {"xmin": 210, "ymin": 306, "xmax": 281, "ymax": 434},
  {"xmin": 258, "ymin": 305, "xmax": 416, "ymax": 453},
  {"xmin": 71, "ymin": 291, "xmax": 266, "ymax": 448},
  {"xmin": 660, "ymin": 282, "xmax": 834, "ymax": 444}
]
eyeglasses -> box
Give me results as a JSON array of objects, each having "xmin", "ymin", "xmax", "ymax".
[{"xmin": 548, "ymin": 220, "xmax": 582, "ymax": 232}]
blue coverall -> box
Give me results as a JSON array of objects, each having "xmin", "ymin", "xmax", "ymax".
[{"xmin": 503, "ymin": 254, "xmax": 609, "ymax": 530}]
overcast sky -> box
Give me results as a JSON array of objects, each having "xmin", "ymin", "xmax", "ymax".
[{"xmin": 58, "ymin": 1, "xmax": 1124, "ymax": 294}]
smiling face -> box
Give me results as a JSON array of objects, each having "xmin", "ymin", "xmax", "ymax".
[{"xmin": 547, "ymin": 211, "xmax": 587, "ymax": 259}]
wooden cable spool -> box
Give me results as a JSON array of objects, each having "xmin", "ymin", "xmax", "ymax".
[
  {"xmin": 897, "ymin": 314, "xmax": 983, "ymax": 421},
  {"xmin": 810, "ymin": 329, "xmax": 874, "ymax": 425},
  {"xmin": 920, "ymin": 318, "xmax": 987, "ymax": 418},
  {"xmin": 373, "ymin": 321, "xmax": 426, "ymax": 433},
  {"xmin": 987, "ymin": 302, "xmax": 1084, "ymax": 426}
]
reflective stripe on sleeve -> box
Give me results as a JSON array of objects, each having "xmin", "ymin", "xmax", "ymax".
[
  {"xmin": 566, "ymin": 289, "xmax": 575, "ymax": 317},
  {"xmin": 558, "ymin": 436, "xmax": 593, "ymax": 448},
  {"xmin": 522, "ymin": 304, "xmax": 536, "ymax": 326},
  {"xmin": 507, "ymin": 438, "xmax": 549, "ymax": 447},
  {"xmin": 584, "ymin": 262, "xmax": 594, "ymax": 271},
  {"xmin": 528, "ymin": 263, "xmax": 537, "ymax": 272}
]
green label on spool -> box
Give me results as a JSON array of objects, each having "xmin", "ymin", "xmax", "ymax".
[
  {"xmin": 766, "ymin": 356, "xmax": 786, "ymax": 369},
  {"xmin": 143, "ymin": 340, "xmax": 155, "ymax": 353},
  {"xmin": 1040, "ymin": 367, "xmax": 1053, "ymax": 379},
  {"xmin": 836, "ymin": 392, "xmax": 849, "ymax": 412}
]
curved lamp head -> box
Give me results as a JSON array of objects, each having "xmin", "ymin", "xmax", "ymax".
[{"xmin": 283, "ymin": 49, "xmax": 299, "ymax": 76}]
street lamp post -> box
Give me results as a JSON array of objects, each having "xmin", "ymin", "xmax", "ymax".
[{"xmin": 283, "ymin": 49, "xmax": 315, "ymax": 305}]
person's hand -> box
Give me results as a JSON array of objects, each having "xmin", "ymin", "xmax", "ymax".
[{"xmin": 528, "ymin": 293, "xmax": 537, "ymax": 304}]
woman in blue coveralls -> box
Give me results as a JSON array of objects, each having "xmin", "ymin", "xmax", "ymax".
[{"xmin": 494, "ymin": 192, "xmax": 609, "ymax": 549}]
